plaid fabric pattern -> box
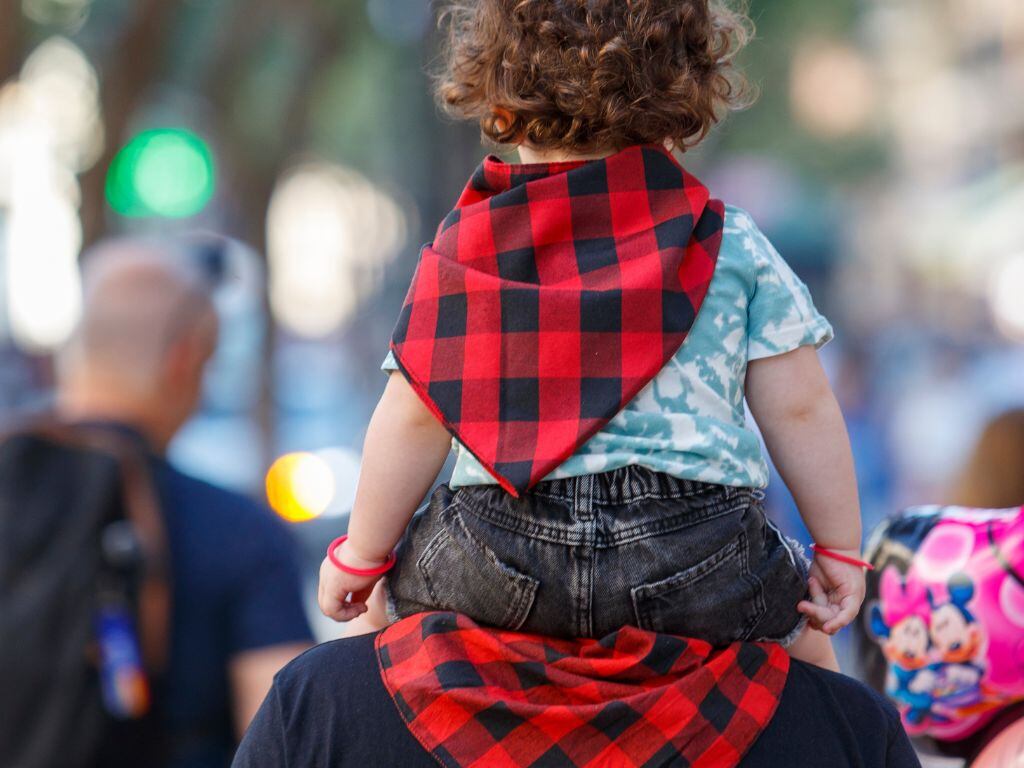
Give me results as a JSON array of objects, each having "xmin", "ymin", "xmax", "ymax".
[
  {"xmin": 377, "ymin": 612, "xmax": 789, "ymax": 768},
  {"xmin": 390, "ymin": 145, "xmax": 725, "ymax": 496}
]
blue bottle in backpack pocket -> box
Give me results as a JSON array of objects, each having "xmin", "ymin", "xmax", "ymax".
[
  {"xmin": 95, "ymin": 593, "xmax": 150, "ymax": 719},
  {"xmin": 95, "ymin": 520, "xmax": 151, "ymax": 719}
]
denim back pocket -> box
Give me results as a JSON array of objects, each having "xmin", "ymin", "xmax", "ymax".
[
  {"xmin": 417, "ymin": 504, "xmax": 540, "ymax": 631},
  {"xmin": 630, "ymin": 531, "xmax": 766, "ymax": 645}
]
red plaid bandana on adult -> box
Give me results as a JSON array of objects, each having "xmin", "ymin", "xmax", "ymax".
[
  {"xmin": 377, "ymin": 612, "xmax": 789, "ymax": 768},
  {"xmin": 390, "ymin": 145, "xmax": 725, "ymax": 495}
]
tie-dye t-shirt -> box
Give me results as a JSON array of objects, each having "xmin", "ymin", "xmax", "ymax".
[{"xmin": 383, "ymin": 206, "xmax": 833, "ymax": 489}]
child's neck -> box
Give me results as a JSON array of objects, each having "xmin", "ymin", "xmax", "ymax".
[
  {"xmin": 515, "ymin": 145, "xmax": 615, "ymax": 165},
  {"xmin": 516, "ymin": 139, "xmax": 674, "ymax": 165}
]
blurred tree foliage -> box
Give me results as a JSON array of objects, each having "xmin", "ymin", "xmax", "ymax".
[
  {"xmin": 3, "ymin": 0, "xmax": 886, "ymax": 255},
  {"xmin": 721, "ymin": 0, "xmax": 887, "ymax": 181},
  {"xmin": 7, "ymin": 0, "xmax": 409, "ymax": 250}
]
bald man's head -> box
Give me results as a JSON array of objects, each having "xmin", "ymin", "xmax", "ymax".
[{"xmin": 57, "ymin": 237, "xmax": 219, "ymax": 447}]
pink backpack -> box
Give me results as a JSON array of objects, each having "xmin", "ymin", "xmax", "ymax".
[{"xmin": 864, "ymin": 505, "xmax": 1024, "ymax": 741}]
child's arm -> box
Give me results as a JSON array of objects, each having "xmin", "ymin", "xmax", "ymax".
[
  {"xmin": 318, "ymin": 371, "xmax": 452, "ymax": 622},
  {"xmin": 745, "ymin": 345, "xmax": 865, "ymax": 635}
]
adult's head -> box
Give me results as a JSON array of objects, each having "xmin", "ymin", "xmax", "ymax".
[
  {"xmin": 56, "ymin": 237, "xmax": 219, "ymax": 451},
  {"xmin": 949, "ymin": 409, "xmax": 1024, "ymax": 509},
  {"xmin": 233, "ymin": 613, "xmax": 920, "ymax": 768}
]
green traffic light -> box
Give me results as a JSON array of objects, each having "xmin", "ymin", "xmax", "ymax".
[{"xmin": 106, "ymin": 128, "xmax": 215, "ymax": 218}]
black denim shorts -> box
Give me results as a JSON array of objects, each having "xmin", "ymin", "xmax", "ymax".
[{"xmin": 386, "ymin": 466, "xmax": 809, "ymax": 645}]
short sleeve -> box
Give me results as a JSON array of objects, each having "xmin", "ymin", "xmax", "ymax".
[
  {"xmin": 228, "ymin": 514, "xmax": 313, "ymax": 654},
  {"xmin": 381, "ymin": 350, "xmax": 399, "ymax": 372},
  {"xmin": 740, "ymin": 214, "xmax": 834, "ymax": 361}
]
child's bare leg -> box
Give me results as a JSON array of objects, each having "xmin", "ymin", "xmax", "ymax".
[
  {"xmin": 341, "ymin": 581, "xmax": 391, "ymax": 638},
  {"xmin": 787, "ymin": 626, "xmax": 839, "ymax": 672}
]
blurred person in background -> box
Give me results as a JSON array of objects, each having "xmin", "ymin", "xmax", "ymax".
[
  {"xmin": 54, "ymin": 239, "xmax": 312, "ymax": 766},
  {"xmin": 948, "ymin": 409, "xmax": 1024, "ymax": 510}
]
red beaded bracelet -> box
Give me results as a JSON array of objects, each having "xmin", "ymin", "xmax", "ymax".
[
  {"xmin": 327, "ymin": 535, "xmax": 397, "ymax": 577},
  {"xmin": 811, "ymin": 544, "xmax": 875, "ymax": 571}
]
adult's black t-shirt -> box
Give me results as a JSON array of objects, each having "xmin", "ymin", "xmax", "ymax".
[{"xmin": 233, "ymin": 634, "xmax": 921, "ymax": 768}]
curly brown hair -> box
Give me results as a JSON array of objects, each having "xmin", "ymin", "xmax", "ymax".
[{"xmin": 435, "ymin": 0, "xmax": 753, "ymax": 154}]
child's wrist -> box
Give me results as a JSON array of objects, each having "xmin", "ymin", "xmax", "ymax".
[
  {"xmin": 810, "ymin": 543, "xmax": 874, "ymax": 570},
  {"xmin": 338, "ymin": 538, "xmax": 392, "ymax": 570},
  {"xmin": 814, "ymin": 545, "xmax": 861, "ymax": 556}
]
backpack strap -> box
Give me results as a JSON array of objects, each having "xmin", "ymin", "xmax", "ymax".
[
  {"xmin": 0, "ymin": 417, "xmax": 172, "ymax": 675},
  {"xmin": 79, "ymin": 427, "xmax": 171, "ymax": 675}
]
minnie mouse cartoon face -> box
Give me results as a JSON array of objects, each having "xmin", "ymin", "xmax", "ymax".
[
  {"xmin": 928, "ymin": 574, "xmax": 983, "ymax": 665},
  {"xmin": 884, "ymin": 614, "xmax": 930, "ymax": 668},
  {"xmin": 871, "ymin": 566, "xmax": 932, "ymax": 671}
]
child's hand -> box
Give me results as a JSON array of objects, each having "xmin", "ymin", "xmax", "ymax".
[
  {"xmin": 796, "ymin": 549, "xmax": 867, "ymax": 635},
  {"xmin": 317, "ymin": 540, "xmax": 387, "ymax": 622}
]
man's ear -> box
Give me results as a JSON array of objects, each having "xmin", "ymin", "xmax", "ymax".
[
  {"xmin": 163, "ymin": 331, "xmax": 208, "ymax": 390},
  {"xmin": 161, "ymin": 336, "xmax": 190, "ymax": 388}
]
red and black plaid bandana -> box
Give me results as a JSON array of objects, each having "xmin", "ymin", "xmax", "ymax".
[
  {"xmin": 377, "ymin": 612, "xmax": 789, "ymax": 768},
  {"xmin": 390, "ymin": 145, "xmax": 724, "ymax": 495}
]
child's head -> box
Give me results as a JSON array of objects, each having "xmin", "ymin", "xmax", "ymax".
[{"xmin": 436, "ymin": 0, "xmax": 752, "ymax": 155}]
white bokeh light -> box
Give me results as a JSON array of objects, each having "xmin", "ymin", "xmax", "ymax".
[
  {"xmin": 0, "ymin": 37, "xmax": 101, "ymax": 352},
  {"xmin": 6, "ymin": 185, "xmax": 83, "ymax": 351},
  {"xmin": 989, "ymin": 254, "xmax": 1024, "ymax": 341},
  {"xmin": 267, "ymin": 161, "xmax": 409, "ymax": 338},
  {"xmin": 0, "ymin": 83, "xmax": 84, "ymax": 351},
  {"xmin": 18, "ymin": 36, "xmax": 104, "ymax": 172}
]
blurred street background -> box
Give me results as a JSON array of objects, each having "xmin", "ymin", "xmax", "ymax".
[{"xmin": 1, "ymin": 0, "xmax": 1022, "ymax": 653}]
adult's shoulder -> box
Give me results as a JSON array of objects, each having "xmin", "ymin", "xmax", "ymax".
[
  {"xmin": 245, "ymin": 634, "xmax": 435, "ymax": 767},
  {"xmin": 274, "ymin": 634, "xmax": 380, "ymax": 696},
  {"xmin": 234, "ymin": 638, "xmax": 383, "ymax": 768},
  {"xmin": 154, "ymin": 459, "xmax": 280, "ymax": 528},
  {"xmin": 788, "ymin": 659, "xmax": 901, "ymax": 715},
  {"xmin": 747, "ymin": 659, "xmax": 919, "ymax": 768}
]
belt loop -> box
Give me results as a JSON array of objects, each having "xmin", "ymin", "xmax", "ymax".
[
  {"xmin": 628, "ymin": 466, "xmax": 641, "ymax": 504},
  {"xmin": 575, "ymin": 474, "xmax": 593, "ymax": 519},
  {"xmin": 571, "ymin": 475, "xmax": 582, "ymax": 519}
]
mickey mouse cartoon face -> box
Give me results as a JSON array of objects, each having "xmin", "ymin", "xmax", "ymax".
[{"xmin": 930, "ymin": 605, "xmax": 969, "ymax": 656}]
